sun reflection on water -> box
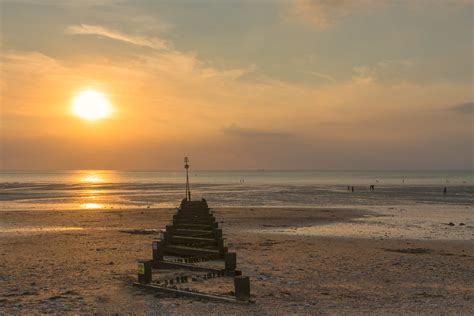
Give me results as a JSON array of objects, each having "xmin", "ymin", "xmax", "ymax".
[
  {"xmin": 72, "ymin": 171, "xmax": 119, "ymax": 210},
  {"xmin": 81, "ymin": 203, "xmax": 103, "ymax": 209},
  {"xmin": 82, "ymin": 174, "xmax": 104, "ymax": 183}
]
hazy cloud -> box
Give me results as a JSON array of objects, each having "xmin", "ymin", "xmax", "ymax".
[
  {"xmin": 223, "ymin": 125, "xmax": 292, "ymax": 138},
  {"xmin": 449, "ymin": 102, "xmax": 474, "ymax": 114},
  {"xmin": 302, "ymin": 71, "xmax": 336, "ymax": 83},
  {"xmin": 288, "ymin": 0, "xmax": 473, "ymax": 28},
  {"xmin": 351, "ymin": 59, "xmax": 415, "ymax": 84},
  {"xmin": 0, "ymin": 0, "xmax": 123, "ymax": 6},
  {"xmin": 289, "ymin": 0, "xmax": 388, "ymax": 28},
  {"xmin": 66, "ymin": 24, "xmax": 169, "ymax": 50}
]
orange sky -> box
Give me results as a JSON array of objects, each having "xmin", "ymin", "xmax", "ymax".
[{"xmin": 1, "ymin": 1, "xmax": 473, "ymax": 170}]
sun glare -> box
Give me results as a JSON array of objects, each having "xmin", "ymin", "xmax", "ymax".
[
  {"xmin": 72, "ymin": 89, "xmax": 112, "ymax": 121},
  {"xmin": 82, "ymin": 174, "xmax": 103, "ymax": 183},
  {"xmin": 81, "ymin": 203, "xmax": 103, "ymax": 209}
]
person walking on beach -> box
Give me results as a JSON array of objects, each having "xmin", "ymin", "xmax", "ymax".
[
  {"xmin": 443, "ymin": 187, "xmax": 447, "ymax": 194},
  {"xmin": 351, "ymin": 186, "xmax": 354, "ymax": 192}
]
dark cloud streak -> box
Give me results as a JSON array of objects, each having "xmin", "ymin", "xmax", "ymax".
[{"xmin": 449, "ymin": 102, "xmax": 474, "ymax": 114}]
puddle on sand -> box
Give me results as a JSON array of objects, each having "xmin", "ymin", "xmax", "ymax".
[{"xmin": 253, "ymin": 204, "xmax": 474, "ymax": 241}]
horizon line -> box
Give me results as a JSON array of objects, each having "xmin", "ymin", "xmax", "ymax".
[{"xmin": 1, "ymin": 169, "xmax": 473, "ymax": 173}]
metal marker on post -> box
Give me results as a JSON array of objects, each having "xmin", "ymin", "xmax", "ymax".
[
  {"xmin": 137, "ymin": 260, "xmax": 152, "ymax": 284},
  {"xmin": 184, "ymin": 157, "xmax": 191, "ymax": 201}
]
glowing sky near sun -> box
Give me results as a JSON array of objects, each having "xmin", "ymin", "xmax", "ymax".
[{"xmin": 0, "ymin": 0, "xmax": 472, "ymax": 170}]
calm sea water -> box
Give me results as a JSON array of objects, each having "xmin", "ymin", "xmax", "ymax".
[{"xmin": 0, "ymin": 170, "xmax": 472, "ymax": 210}]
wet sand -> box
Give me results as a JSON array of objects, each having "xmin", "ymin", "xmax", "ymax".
[{"xmin": 0, "ymin": 207, "xmax": 473, "ymax": 315}]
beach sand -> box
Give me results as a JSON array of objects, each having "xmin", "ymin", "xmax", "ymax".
[{"xmin": 0, "ymin": 206, "xmax": 473, "ymax": 315}]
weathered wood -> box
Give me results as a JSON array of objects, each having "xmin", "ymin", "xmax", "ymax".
[
  {"xmin": 172, "ymin": 229, "xmax": 215, "ymax": 238},
  {"xmin": 133, "ymin": 283, "xmax": 251, "ymax": 304},
  {"xmin": 225, "ymin": 252, "xmax": 237, "ymax": 271},
  {"xmin": 170, "ymin": 235, "xmax": 217, "ymax": 246},
  {"xmin": 174, "ymin": 223, "xmax": 218, "ymax": 230},
  {"xmin": 152, "ymin": 241, "xmax": 163, "ymax": 267},
  {"xmin": 173, "ymin": 216, "xmax": 216, "ymax": 224},
  {"xmin": 155, "ymin": 260, "xmax": 225, "ymax": 273},
  {"xmin": 163, "ymin": 245, "xmax": 219, "ymax": 257},
  {"xmin": 234, "ymin": 276, "xmax": 251, "ymax": 301},
  {"xmin": 218, "ymin": 238, "xmax": 229, "ymax": 257},
  {"xmin": 213, "ymin": 228, "xmax": 222, "ymax": 239},
  {"xmin": 137, "ymin": 260, "xmax": 153, "ymax": 284}
]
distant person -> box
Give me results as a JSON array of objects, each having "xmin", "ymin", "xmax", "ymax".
[
  {"xmin": 351, "ymin": 186, "xmax": 354, "ymax": 192},
  {"xmin": 347, "ymin": 186, "xmax": 350, "ymax": 191},
  {"xmin": 443, "ymin": 187, "xmax": 447, "ymax": 194}
]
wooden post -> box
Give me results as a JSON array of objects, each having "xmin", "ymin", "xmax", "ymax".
[
  {"xmin": 225, "ymin": 252, "xmax": 236, "ymax": 271},
  {"xmin": 152, "ymin": 241, "xmax": 163, "ymax": 268},
  {"xmin": 137, "ymin": 260, "xmax": 152, "ymax": 284},
  {"xmin": 163, "ymin": 231, "xmax": 171, "ymax": 243},
  {"xmin": 214, "ymin": 228, "xmax": 223, "ymax": 239},
  {"xmin": 218, "ymin": 238, "xmax": 228, "ymax": 257},
  {"xmin": 234, "ymin": 276, "xmax": 250, "ymax": 301}
]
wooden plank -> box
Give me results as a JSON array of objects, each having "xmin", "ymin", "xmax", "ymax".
[
  {"xmin": 133, "ymin": 283, "xmax": 251, "ymax": 304},
  {"xmin": 172, "ymin": 229, "xmax": 215, "ymax": 238},
  {"xmin": 173, "ymin": 217, "xmax": 216, "ymax": 225},
  {"xmin": 163, "ymin": 245, "xmax": 219, "ymax": 257},
  {"xmin": 174, "ymin": 223, "xmax": 217, "ymax": 230},
  {"xmin": 155, "ymin": 260, "xmax": 224, "ymax": 273},
  {"xmin": 170, "ymin": 236, "xmax": 217, "ymax": 246}
]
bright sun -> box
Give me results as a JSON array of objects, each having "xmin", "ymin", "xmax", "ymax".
[{"xmin": 72, "ymin": 89, "xmax": 112, "ymax": 121}]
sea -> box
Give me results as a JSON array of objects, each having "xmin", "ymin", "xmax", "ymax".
[{"xmin": 0, "ymin": 170, "xmax": 472, "ymax": 211}]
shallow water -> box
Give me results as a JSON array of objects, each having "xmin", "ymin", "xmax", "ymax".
[
  {"xmin": 0, "ymin": 170, "xmax": 473, "ymax": 211},
  {"xmin": 259, "ymin": 204, "xmax": 474, "ymax": 241},
  {"xmin": 1, "ymin": 170, "xmax": 473, "ymax": 242}
]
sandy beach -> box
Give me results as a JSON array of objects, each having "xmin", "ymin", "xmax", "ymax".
[{"xmin": 1, "ymin": 205, "xmax": 473, "ymax": 315}]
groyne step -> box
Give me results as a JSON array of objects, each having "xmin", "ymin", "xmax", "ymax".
[
  {"xmin": 174, "ymin": 215, "xmax": 215, "ymax": 221},
  {"xmin": 170, "ymin": 236, "xmax": 217, "ymax": 246},
  {"xmin": 163, "ymin": 245, "xmax": 220, "ymax": 257},
  {"xmin": 171, "ymin": 229, "xmax": 215, "ymax": 238},
  {"xmin": 174, "ymin": 223, "xmax": 217, "ymax": 230}
]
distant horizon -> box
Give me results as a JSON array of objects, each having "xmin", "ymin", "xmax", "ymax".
[{"xmin": 1, "ymin": 169, "xmax": 473, "ymax": 173}]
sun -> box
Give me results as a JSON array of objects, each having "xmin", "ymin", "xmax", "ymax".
[{"xmin": 72, "ymin": 89, "xmax": 112, "ymax": 121}]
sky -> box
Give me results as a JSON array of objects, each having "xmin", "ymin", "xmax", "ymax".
[{"xmin": 0, "ymin": 0, "xmax": 473, "ymax": 170}]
